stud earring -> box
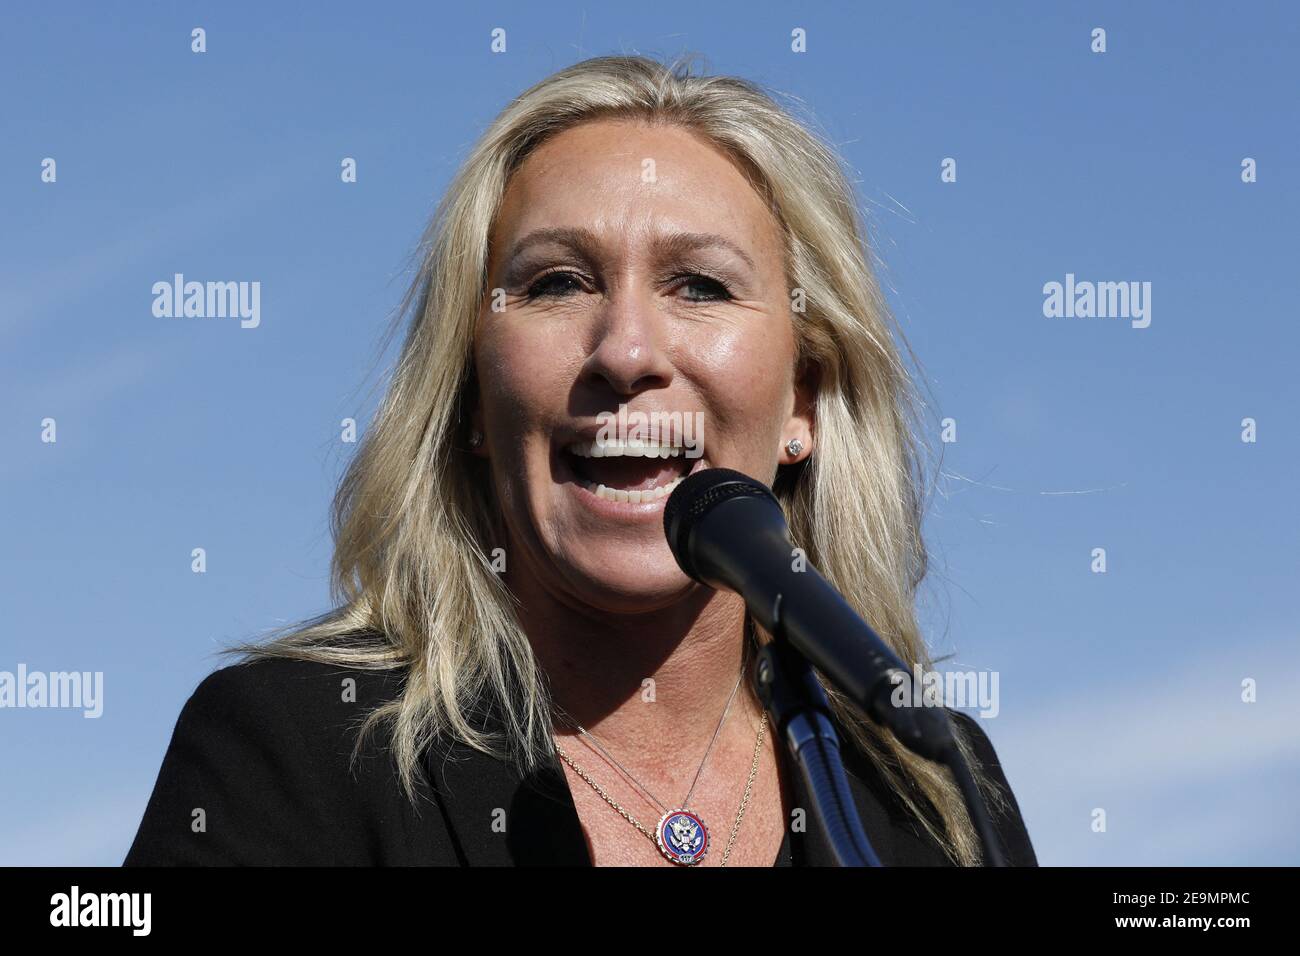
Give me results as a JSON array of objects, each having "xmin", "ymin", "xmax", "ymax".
[
  {"xmin": 469, "ymin": 429, "xmax": 484, "ymax": 449},
  {"xmin": 785, "ymin": 438, "xmax": 804, "ymax": 458}
]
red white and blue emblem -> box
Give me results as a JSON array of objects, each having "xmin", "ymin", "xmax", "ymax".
[{"xmin": 655, "ymin": 809, "xmax": 709, "ymax": 865}]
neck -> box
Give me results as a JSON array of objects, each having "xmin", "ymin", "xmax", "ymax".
[{"xmin": 506, "ymin": 564, "xmax": 761, "ymax": 769}]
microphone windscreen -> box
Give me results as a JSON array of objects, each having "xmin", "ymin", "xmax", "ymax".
[{"xmin": 662, "ymin": 467, "xmax": 780, "ymax": 579}]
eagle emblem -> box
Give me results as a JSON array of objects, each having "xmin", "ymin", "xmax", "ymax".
[{"xmin": 656, "ymin": 810, "xmax": 709, "ymax": 865}]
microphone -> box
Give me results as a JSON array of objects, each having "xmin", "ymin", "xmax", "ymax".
[{"xmin": 663, "ymin": 467, "xmax": 955, "ymax": 761}]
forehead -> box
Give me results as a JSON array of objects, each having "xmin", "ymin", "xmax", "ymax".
[{"xmin": 489, "ymin": 118, "xmax": 783, "ymax": 266}]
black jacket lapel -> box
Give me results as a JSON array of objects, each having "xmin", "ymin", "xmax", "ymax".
[{"xmin": 421, "ymin": 700, "xmax": 591, "ymax": 866}]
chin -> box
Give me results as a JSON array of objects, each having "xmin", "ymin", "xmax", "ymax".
[{"xmin": 556, "ymin": 551, "xmax": 697, "ymax": 615}]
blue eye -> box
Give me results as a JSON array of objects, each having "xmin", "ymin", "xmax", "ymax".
[
  {"xmin": 675, "ymin": 274, "xmax": 734, "ymax": 302},
  {"xmin": 523, "ymin": 271, "xmax": 735, "ymax": 302}
]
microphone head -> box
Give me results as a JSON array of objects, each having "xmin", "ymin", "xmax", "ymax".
[{"xmin": 663, "ymin": 467, "xmax": 782, "ymax": 581}]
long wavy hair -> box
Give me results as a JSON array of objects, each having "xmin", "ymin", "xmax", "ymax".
[{"xmin": 227, "ymin": 53, "xmax": 1008, "ymax": 865}]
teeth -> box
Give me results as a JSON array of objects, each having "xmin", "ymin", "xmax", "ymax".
[
  {"xmin": 568, "ymin": 440, "xmax": 690, "ymax": 459},
  {"xmin": 582, "ymin": 475, "xmax": 686, "ymax": 503}
]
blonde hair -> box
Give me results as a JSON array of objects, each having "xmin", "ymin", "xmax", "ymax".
[{"xmin": 227, "ymin": 53, "xmax": 1008, "ymax": 865}]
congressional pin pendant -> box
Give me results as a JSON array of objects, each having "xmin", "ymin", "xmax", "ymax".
[{"xmin": 656, "ymin": 809, "xmax": 709, "ymax": 865}]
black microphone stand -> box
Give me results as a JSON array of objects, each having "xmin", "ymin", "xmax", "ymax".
[
  {"xmin": 756, "ymin": 631, "xmax": 1007, "ymax": 867},
  {"xmin": 759, "ymin": 629, "xmax": 1008, "ymax": 868},
  {"xmin": 754, "ymin": 634, "xmax": 881, "ymax": 866}
]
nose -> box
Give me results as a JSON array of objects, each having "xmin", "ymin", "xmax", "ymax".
[{"xmin": 580, "ymin": 293, "xmax": 674, "ymax": 397}]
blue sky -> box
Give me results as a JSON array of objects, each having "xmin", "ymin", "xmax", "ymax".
[{"xmin": 2, "ymin": 1, "xmax": 1296, "ymax": 865}]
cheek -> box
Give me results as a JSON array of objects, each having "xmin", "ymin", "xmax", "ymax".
[
  {"xmin": 475, "ymin": 321, "xmax": 570, "ymax": 429},
  {"xmin": 473, "ymin": 328, "xmax": 551, "ymax": 526},
  {"xmin": 684, "ymin": 317, "xmax": 794, "ymax": 427}
]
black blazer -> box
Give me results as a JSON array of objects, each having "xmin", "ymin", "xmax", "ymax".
[{"xmin": 123, "ymin": 656, "xmax": 1037, "ymax": 866}]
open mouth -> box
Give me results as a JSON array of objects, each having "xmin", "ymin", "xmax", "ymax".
[{"xmin": 561, "ymin": 439, "xmax": 701, "ymax": 504}]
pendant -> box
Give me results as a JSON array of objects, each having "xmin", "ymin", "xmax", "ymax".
[{"xmin": 655, "ymin": 809, "xmax": 709, "ymax": 865}]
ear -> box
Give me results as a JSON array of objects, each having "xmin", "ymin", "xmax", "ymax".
[
  {"xmin": 463, "ymin": 376, "xmax": 489, "ymax": 458},
  {"xmin": 468, "ymin": 418, "xmax": 487, "ymax": 457},
  {"xmin": 781, "ymin": 358, "xmax": 819, "ymax": 464}
]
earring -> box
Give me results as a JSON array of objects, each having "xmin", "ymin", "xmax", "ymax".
[
  {"xmin": 469, "ymin": 429, "xmax": 484, "ymax": 449},
  {"xmin": 785, "ymin": 438, "xmax": 804, "ymax": 458}
]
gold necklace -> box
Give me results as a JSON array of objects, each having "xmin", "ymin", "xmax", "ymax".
[{"xmin": 554, "ymin": 710, "xmax": 768, "ymax": 866}]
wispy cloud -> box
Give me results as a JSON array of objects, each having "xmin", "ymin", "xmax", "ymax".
[
  {"xmin": 0, "ymin": 339, "xmax": 176, "ymax": 482},
  {"xmin": 993, "ymin": 637, "xmax": 1300, "ymax": 864},
  {"xmin": 1, "ymin": 168, "xmax": 290, "ymax": 344}
]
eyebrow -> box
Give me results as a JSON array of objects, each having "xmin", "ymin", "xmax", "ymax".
[{"xmin": 502, "ymin": 227, "xmax": 757, "ymax": 272}]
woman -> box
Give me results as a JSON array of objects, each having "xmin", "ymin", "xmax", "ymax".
[{"xmin": 124, "ymin": 54, "xmax": 1036, "ymax": 867}]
